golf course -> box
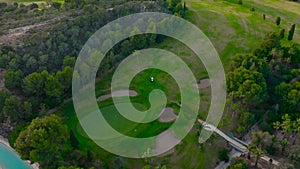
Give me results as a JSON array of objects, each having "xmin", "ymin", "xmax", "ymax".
[{"xmin": 0, "ymin": 0, "xmax": 299, "ymax": 168}]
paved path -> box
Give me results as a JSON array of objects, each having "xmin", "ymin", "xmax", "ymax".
[
  {"xmin": 198, "ymin": 119, "xmax": 248, "ymax": 153},
  {"xmin": 197, "ymin": 119, "xmax": 279, "ymax": 167}
]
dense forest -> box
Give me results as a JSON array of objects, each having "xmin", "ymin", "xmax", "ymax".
[
  {"xmin": 0, "ymin": 0, "xmax": 186, "ymax": 168},
  {"xmin": 226, "ymin": 30, "xmax": 300, "ymax": 168}
]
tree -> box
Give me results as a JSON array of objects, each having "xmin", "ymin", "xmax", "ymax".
[
  {"xmin": 56, "ymin": 66, "xmax": 73, "ymax": 97},
  {"xmin": 226, "ymin": 67, "xmax": 267, "ymax": 105},
  {"xmin": 251, "ymin": 131, "xmax": 272, "ymax": 150},
  {"xmin": 70, "ymin": 130, "xmax": 79, "ymax": 148},
  {"xmin": 0, "ymin": 90, "xmax": 10, "ymax": 122},
  {"xmin": 288, "ymin": 145, "xmax": 300, "ymax": 165},
  {"xmin": 218, "ymin": 148, "xmax": 229, "ymax": 162},
  {"xmin": 3, "ymin": 96, "xmax": 23, "ymax": 122},
  {"xmin": 276, "ymin": 17, "xmax": 281, "ymax": 26},
  {"xmin": 251, "ymin": 147, "xmax": 264, "ymax": 167},
  {"xmin": 230, "ymin": 54, "xmax": 269, "ymax": 76},
  {"xmin": 273, "ymin": 114, "xmax": 293, "ymax": 139},
  {"xmin": 288, "ymin": 24, "xmax": 296, "ymax": 41},
  {"xmin": 229, "ymin": 157, "xmax": 249, "ymax": 169},
  {"xmin": 280, "ymin": 29, "xmax": 285, "ymax": 39},
  {"xmin": 15, "ymin": 114, "xmax": 70, "ymax": 169},
  {"xmin": 280, "ymin": 138, "xmax": 288, "ymax": 155},
  {"xmin": 44, "ymin": 74, "xmax": 63, "ymax": 107},
  {"xmin": 62, "ymin": 56, "xmax": 76, "ymax": 68},
  {"xmin": 87, "ymin": 149, "xmax": 93, "ymax": 162},
  {"xmin": 58, "ymin": 167, "xmax": 84, "ymax": 169},
  {"xmin": 168, "ymin": 0, "xmax": 181, "ymax": 11},
  {"xmin": 0, "ymin": 90, "xmax": 10, "ymax": 111},
  {"xmin": 275, "ymin": 82, "xmax": 300, "ymax": 113},
  {"xmin": 292, "ymin": 118, "xmax": 300, "ymax": 145},
  {"xmin": 4, "ymin": 70, "xmax": 22, "ymax": 89},
  {"xmin": 255, "ymin": 32, "xmax": 281, "ymax": 59},
  {"xmin": 237, "ymin": 110, "xmax": 254, "ymax": 134},
  {"xmin": 0, "ymin": 2, "xmax": 7, "ymax": 8},
  {"xmin": 22, "ymin": 70, "xmax": 49, "ymax": 97},
  {"xmin": 29, "ymin": 3, "xmax": 38, "ymax": 10},
  {"xmin": 23, "ymin": 101, "xmax": 33, "ymax": 121},
  {"xmin": 52, "ymin": 2, "xmax": 61, "ymax": 9}
]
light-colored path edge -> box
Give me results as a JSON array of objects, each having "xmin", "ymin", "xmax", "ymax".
[{"xmin": 97, "ymin": 90, "xmax": 138, "ymax": 101}]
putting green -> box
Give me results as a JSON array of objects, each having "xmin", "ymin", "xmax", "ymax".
[{"xmin": 76, "ymin": 102, "xmax": 174, "ymax": 139}]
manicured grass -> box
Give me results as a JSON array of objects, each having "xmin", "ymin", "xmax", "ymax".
[
  {"xmin": 58, "ymin": 65, "xmax": 212, "ymax": 168},
  {"xmin": 185, "ymin": 0, "xmax": 300, "ymax": 70},
  {"xmin": 55, "ymin": 0, "xmax": 300, "ymax": 168}
]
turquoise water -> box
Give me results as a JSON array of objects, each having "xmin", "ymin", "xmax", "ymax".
[{"xmin": 0, "ymin": 144, "xmax": 32, "ymax": 169}]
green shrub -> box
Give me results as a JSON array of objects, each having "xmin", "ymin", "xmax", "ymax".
[{"xmin": 218, "ymin": 148, "xmax": 229, "ymax": 162}]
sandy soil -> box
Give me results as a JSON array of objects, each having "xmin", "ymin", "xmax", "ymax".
[
  {"xmin": 0, "ymin": 135, "xmax": 10, "ymax": 148},
  {"xmin": 97, "ymin": 90, "xmax": 137, "ymax": 101},
  {"xmin": 158, "ymin": 107, "xmax": 177, "ymax": 122}
]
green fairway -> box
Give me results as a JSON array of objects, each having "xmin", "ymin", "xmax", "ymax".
[
  {"xmin": 185, "ymin": 0, "xmax": 299, "ymax": 69},
  {"xmin": 55, "ymin": 0, "xmax": 300, "ymax": 168}
]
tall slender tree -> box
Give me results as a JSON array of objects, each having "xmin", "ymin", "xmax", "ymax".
[{"xmin": 288, "ymin": 24, "xmax": 296, "ymax": 41}]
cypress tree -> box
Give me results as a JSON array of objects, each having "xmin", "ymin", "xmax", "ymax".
[
  {"xmin": 288, "ymin": 24, "xmax": 296, "ymax": 41},
  {"xmin": 276, "ymin": 17, "xmax": 281, "ymax": 26}
]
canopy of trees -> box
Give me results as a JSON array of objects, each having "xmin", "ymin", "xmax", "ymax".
[{"xmin": 15, "ymin": 114, "xmax": 70, "ymax": 169}]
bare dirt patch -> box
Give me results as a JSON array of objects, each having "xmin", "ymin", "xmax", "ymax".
[{"xmin": 0, "ymin": 68, "xmax": 6, "ymax": 90}]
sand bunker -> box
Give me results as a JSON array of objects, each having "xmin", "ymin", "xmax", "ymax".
[
  {"xmin": 97, "ymin": 90, "xmax": 137, "ymax": 101},
  {"xmin": 158, "ymin": 107, "xmax": 177, "ymax": 122}
]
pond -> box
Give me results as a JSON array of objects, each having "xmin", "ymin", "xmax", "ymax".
[{"xmin": 0, "ymin": 143, "xmax": 32, "ymax": 169}]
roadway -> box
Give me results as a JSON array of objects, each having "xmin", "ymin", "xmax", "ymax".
[{"xmin": 197, "ymin": 119, "xmax": 279, "ymax": 167}]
